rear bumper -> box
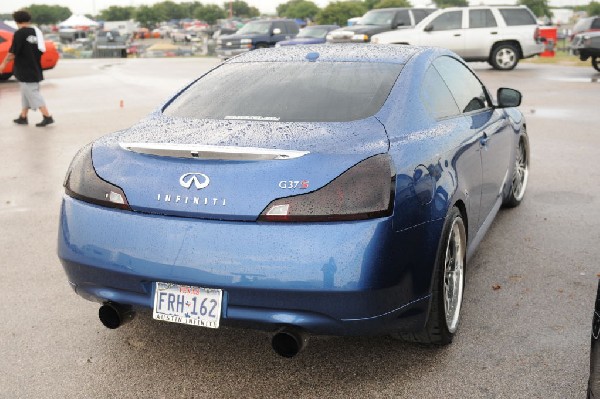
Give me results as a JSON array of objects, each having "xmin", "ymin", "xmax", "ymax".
[
  {"xmin": 58, "ymin": 196, "xmax": 442, "ymax": 335},
  {"xmin": 572, "ymin": 47, "xmax": 600, "ymax": 59},
  {"xmin": 521, "ymin": 42, "xmax": 544, "ymax": 58}
]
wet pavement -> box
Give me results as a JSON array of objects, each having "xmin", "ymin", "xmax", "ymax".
[{"xmin": 0, "ymin": 58, "xmax": 599, "ymax": 398}]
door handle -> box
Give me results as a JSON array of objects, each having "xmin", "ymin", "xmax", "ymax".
[
  {"xmin": 490, "ymin": 32, "xmax": 498, "ymax": 35},
  {"xmin": 454, "ymin": 34, "xmax": 461, "ymax": 37},
  {"xmin": 480, "ymin": 132, "xmax": 489, "ymax": 146}
]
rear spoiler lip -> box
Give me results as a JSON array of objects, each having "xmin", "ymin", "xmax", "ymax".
[{"xmin": 119, "ymin": 142, "xmax": 310, "ymax": 161}]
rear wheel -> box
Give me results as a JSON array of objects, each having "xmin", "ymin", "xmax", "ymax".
[
  {"xmin": 395, "ymin": 207, "xmax": 466, "ymax": 345},
  {"xmin": 490, "ymin": 44, "xmax": 519, "ymax": 70},
  {"xmin": 503, "ymin": 135, "xmax": 529, "ymax": 208},
  {"xmin": 593, "ymin": 57, "xmax": 600, "ymax": 72}
]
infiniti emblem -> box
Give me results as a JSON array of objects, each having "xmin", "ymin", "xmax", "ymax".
[{"xmin": 180, "ymin": 173, "xmax": 210, "ymax": 189}]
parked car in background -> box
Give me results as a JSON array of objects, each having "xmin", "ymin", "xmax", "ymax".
[
  {"xmin": 216, "ymin": 19, "xmax": 299, "ymax": 59},
  {"xmin": 570, "ymin": 31, "xmax": 600, "ymax": 71},
  {"xmin": 276, "ymin": 25, "xmax": 339, "ymax": 46},
  {"xmin": 135, "ymin": 28, "xmax": 161, "ymax": 39},
  {"xmin": 371, "ymin": 6, "xmax": 543, "ymax": 70},
  {"xmin": 571, "ymin": 16, "xmax": 600, "ymax": 41},
  {"xmin": 93, "ymin": 30, "xmax": 128, "ymax": 58},
  {"xmin": 326, "ymin": 8, "xmax": 435, "ymax": 43},
  {"xmin": 58, "ymin": 44, "xmax": 529, "ymax": 358},
  {"xmin": 0, "ymin": 29, "xmax": 60, "ymax": 81},
  {"xmin": 171, "ymin": 29, "xmax": 201, "ymax": 43}
]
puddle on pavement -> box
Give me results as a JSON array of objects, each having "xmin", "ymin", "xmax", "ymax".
[
  {"xmin": 545, "ymin": 75, "xmax": 600, "ymax": 83},
  {"xmin": 525, "ymin": 108, "xmax": 572, "ymax": 118}
]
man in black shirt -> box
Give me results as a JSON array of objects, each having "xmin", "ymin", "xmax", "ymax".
[{"xmin": 0, "ymin": 10, "xmax": 54, "ymax": 127}]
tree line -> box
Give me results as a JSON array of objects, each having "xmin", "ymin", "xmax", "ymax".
[{"xmin": 4, "ymin": 0, "xmax": 600, "ymax": 28}]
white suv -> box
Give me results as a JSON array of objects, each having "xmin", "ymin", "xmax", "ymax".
[{"xmin": 371, "ymin": 6, "xmax": 543, "ymax": 70}]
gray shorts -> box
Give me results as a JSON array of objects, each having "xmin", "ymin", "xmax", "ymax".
[{"xmin": 19, "ymin": 82, "xmax": 46, "ymax": 110}]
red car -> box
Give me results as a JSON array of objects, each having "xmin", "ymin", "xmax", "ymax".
[{"xmin": 0, "ymin": 29, "xmax": 59, "ymax": 81}]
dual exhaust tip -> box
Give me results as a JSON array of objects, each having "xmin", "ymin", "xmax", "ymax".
[
  {"xmin": 99, "ymin": 302, "xmax": 308, "ymax": 357},
  {"xmin": 271, "ymin": 327, "xmax": 308, "ymax": 358},
  {"xmin": 99, "ymin": 302, "xmax": 135, "ymax": 329}
]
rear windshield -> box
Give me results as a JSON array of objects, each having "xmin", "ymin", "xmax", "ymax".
[
  {"xmin": 499, "ymin": 9, "xmax": 537, "ymax": 26},
  {"xmin": 163, "ymin": 61, "xmax": 403, "ymax": 122}
]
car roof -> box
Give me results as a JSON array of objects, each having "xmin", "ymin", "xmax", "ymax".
[
  {"xmin": 303, "ymin": 25, "xmax": 339, "ymax": 29},
  {"xmin": 226, "ymin": 43, "xmax": 426, "ymax": 64},
  {"xmin": 438, "ymin": 5, "xmax": 529, "ymax": 11},
  {"xmin": 367, "ymin": 8, "xmax": 409, "ymax": 11},
  {"xmin": 247, "ymin": 18, "xmax": 296, "ymax": 22}
]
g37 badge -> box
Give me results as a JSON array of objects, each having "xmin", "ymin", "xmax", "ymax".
[{"xmin": 278, "ymin": 180, "xmax": 309, "ymax": 189}]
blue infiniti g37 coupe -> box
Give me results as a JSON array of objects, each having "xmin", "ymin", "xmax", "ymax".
[{"xmin": 58, "ymin": 44, "xmax": 529, "ymax": 357}]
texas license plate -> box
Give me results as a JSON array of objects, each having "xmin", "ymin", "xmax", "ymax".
[{"xmin": 153, "ymin": 282, "xmax": 222, "ymax": 328}]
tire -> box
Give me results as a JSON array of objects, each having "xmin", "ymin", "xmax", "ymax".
[
  {"xmin": 503, "ymin": 134, "xmax": 530, "ymax": 208},
  {"xmin": 395, "ymin": 207, "xmax": 467, "ymax": 345},
  {"xmin": 490, "ymin": 44, "xmax": 519, "ymax": 71},
  {"xmin": 593, "ymin": 56, "xmax": 600, "ymax": 72},
  {"xmin": 255, "ymin": 43, "xmax": 269, "ymax": 49},
  {"xmin": 0, "ymin": 73, "xmax": 12, "ymax": 81}
]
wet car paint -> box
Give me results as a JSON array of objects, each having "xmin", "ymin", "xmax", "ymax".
[{"xmin": 57, "ymin": 44, "xmax": 526, "ymax": 337}]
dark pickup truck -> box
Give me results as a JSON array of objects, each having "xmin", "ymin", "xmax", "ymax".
[
  {"xmin": 216, "ymin": 19, "xmax": 299, "ymax": 59},
  {"xmin": 325, "ymin": 8, "xmax": 435, "ymax": 43},
  {"xmin": 571, "ymin": 31, "xmax": 600, "ymax": 72}
]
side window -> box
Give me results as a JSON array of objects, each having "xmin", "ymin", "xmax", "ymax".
[
  {"xmin": 429, "ymin": 11, "xmax": 462, "ymax": 31},
  {"xmin": 0, "ymin": 36, "xmax": 6, "ymax": 44},
  {"xmin": 285, "ymin": 21, "xmax": 299, "ymax": 34},
  {"xmin": 412, "ymin": 9, "xmax": 432, "ymax": 25},
  {"xmin": 592, "ymin": 18, "xmax": 600, "ymax": 29},
  {"xmin": 272, "ymin": 22, "xmax": 286, "ymax": 34},
  {"xmin": 394, "ymin": 10, "xmax": 411, "ymax": 27},
  {"xmin": 499, "ymin": 9, "xmax": 537, "ymax": 26},
  {"xmin": 469, "ymin": 9, "xmax": 497, "ymax": 29},
  {"xmin": 421, "ymin": 65, "xmax": 461, "ymax": 119},
  {"xmin": 433, "ymin": 56, "xmax": 489, "ymax": 114}
]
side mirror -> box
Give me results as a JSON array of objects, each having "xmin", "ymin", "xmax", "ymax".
[
  {"xmin": 497, "ymin": 88, "xmax": 522, "ymax": 108},
  {"xmin": 272, "ymin": 28, "xmax": 282, "ymax": 35},
  {"xmin": 424, "ymin": 24, "xmax": 433, "ymax": 32}
]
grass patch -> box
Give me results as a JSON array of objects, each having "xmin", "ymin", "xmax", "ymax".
[{"xmin": 523, "ymin": 50, "xmax": 590, "ymax": 67}]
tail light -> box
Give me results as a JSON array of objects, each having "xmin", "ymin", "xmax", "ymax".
[
  {"xmin": 259, "ymin": 154, "xmax": 395, "ymax": 222},
  {"xmin": 63, "ymin": 144, "xmax": 131, "ymax": 210},
  {"xmin": 534, "ymin": 27, "xmax": 540, "ymax": 42}
]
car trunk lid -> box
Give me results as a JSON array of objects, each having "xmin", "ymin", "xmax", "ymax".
[{"xmin": 92, "ymin": 116, "xmax": 389, "ymax": 221}]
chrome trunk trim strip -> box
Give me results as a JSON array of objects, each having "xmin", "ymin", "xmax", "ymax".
[{"xmin": 119, "ymin": 143, "xmax": 310, "ymax": 161}]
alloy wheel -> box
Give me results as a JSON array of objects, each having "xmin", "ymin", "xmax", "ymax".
[
  {"xmin": 512, "ymin": 140, "xmax": 529, "ymax": 202},
  {"xmin": 495, "ymin": 48, "xmax": 517, "ymax": 69},
  {"xmin": 443, "ymin": 216, "xmax": 466, "ymax": 333}
]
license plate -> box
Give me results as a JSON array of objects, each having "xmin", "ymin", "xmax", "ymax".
[
  {"xmin": 153, "ymin": 282, "xmax": 222, "ymax": 328},
  {"xmin": 224, "ymin": 50, "xmax": 232, "ymax": 56}
]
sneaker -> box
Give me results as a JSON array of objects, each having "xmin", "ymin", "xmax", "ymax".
[
  {"xmin": 13, "ymin": 116, "xmax": 28, "ymax": 125},
  {"xmin": 36, "ymin": 116, "xmax": 54, "ymax": 127}
]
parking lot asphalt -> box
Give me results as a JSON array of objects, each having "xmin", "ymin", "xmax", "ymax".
[{"xmin": 0, "ymin": 57, "xmax": 599, "ymax": 398}]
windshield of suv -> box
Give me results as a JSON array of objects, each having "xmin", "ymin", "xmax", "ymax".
[
  {"xmin": 297, "ymin": 27, "xmax": 329, "ymax": 38},
  {"xmin": 163, "ymin": 62, "xmax": 404, "ymax": 122},
  {"xmin": 361, "ymin": 10, "xmax": 396, "ymax": 26},
  {"xmin": 236, "ymin": 21, "xmax": 271, "ymax": 35}
]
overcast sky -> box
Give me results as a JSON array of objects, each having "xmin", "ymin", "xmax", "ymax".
[{"xmin": 1, "ymin": 0, "xmax": 592, "ymax": 17}]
